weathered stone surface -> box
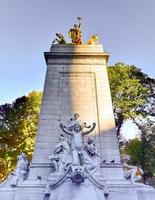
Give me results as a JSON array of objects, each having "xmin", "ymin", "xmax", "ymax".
[{"xmin": 1, "ymin": 44, "xmax": 155, "ymax": 200}]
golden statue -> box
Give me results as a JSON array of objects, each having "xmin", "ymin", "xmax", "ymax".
[
  {"xmin": 52, "ymin": 33, "xmax": 67, "ymax": 44},
  {"xmin": 68, "ymin": 17, "xmax": 82, "ymax": 45},
  {"xmin": 86, "ymin": 34, "xmax": 99, "ymax": 45},
  {"xmin": 52, "ymin": 18, "xmax": 99, "ymax": 46}
]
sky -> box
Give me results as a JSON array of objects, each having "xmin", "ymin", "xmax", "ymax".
[{"xmin": 0, "ymin": 0, "xmax": 155, "ymax": 138}]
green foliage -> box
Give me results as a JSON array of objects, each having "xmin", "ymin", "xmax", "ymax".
[
  {"xmin": 0, "ymin": 158, "xmax": 8, "ymax": 181},
  {"xmin": 124, "ymin": 138, "xmax": 143, "ymax": 166},
  {"xmin": 107, "ymin": 63, "xmax": 154, "ymax": 148},
  {"xmin": 132, "ymin": 69, "xmax": 155, "ymax": 117},
  {"xmin": 124, "ymin": 119, "xmax": 155, "ymax": 182},
  {"xmin": 108, "ymin": 63, "xmax": 149, "ymax": 123},
  {"xmin": 0, "ymin": 91, "xmax": 42, "ymax": 181}
]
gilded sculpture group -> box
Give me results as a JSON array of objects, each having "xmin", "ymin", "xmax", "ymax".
[{"xmin": 52, "ymin": 17, "xmax": 99, "ymax": 45}]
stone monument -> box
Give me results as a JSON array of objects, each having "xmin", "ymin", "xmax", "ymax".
[{"xmin": 0, "ymin": 17, "xmax": 155, "ymax": 200}]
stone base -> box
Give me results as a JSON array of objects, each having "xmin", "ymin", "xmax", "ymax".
[
  {"xmin": 107, "ymin": 183, "xmax": 155, "ymax": 200},
  {"xmin": 0, "ymin": 188, "xmax": 16, "ymax": 200},
  {"xmin": 14, "ymin": 187, "xmax": 44, "ymax": 200},
  {"xmin": 1, "ymin": 179, "xmax": 155, "ymax": 200},
  {"xmin": 107, "ymin": 190, "xmax": 155, "ymax": 200},
  {"xmin": 14, "ymin": 180, "xmax": 45, "ymax": 200}
]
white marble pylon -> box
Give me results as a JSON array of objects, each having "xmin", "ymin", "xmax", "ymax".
[{"xmin": 0, "ymin": 44, "xmax": 155, "ymax": 200}]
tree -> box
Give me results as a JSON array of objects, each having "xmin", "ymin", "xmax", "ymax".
[
  {"xmin": 133, "ymin": 69, "xmax": 155, "ymax": 117},
  {"xmin": 107, "ymin": 63, "xmax": 155, "ymax": 147},
  {"xmin": 124, "ymin": 119, "xmax": 155, "ymax": 183},
  {"xmin": 0, "ymin": 91, "xmax": 42, "ymax": 181}
]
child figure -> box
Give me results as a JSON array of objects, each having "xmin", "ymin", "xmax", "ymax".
[{"xmin": 60, "ymin": 114, "xmax": 96, "ymax": 165}]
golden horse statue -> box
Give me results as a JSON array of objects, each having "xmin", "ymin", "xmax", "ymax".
[{"xmin": 86, "ymin": 34, "xmax": 99, "ymax": 45}]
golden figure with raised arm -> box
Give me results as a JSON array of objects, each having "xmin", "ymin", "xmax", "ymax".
[{"xmin": 68, "ymin": 17, "xmax": 82, "ymax": 45}]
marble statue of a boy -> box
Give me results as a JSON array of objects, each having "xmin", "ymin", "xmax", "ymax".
[{"xmin": 60, "ymin": 117, "xmax": 96, "ymax": 165}]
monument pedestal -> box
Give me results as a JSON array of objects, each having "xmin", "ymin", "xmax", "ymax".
[
  {"xmin": 1, "ymin": 45, "xmax": 155, "ymax": 200},
  {"xmin": 31, "ymin": 44, "xmax": 122, "ymax": 181}
]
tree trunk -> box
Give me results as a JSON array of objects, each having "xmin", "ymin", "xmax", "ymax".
[{"xmin": 116, "ymin": 112, "xmax": 124, "ymax": 149}]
